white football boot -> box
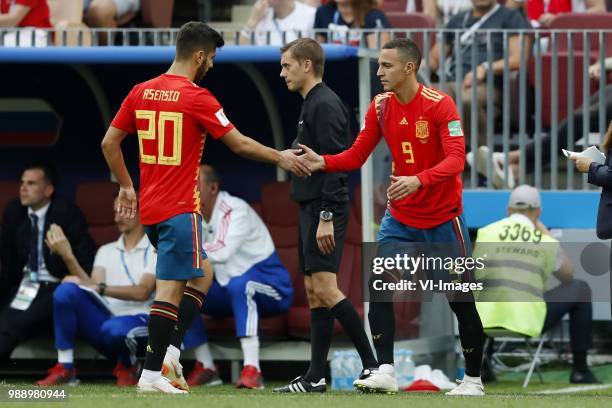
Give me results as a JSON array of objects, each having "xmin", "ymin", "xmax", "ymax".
[
  {"xmin": 353, "ymin": 364, "xmax": 398, "ymax": 394},
  {"xmin": 445, "ymin": 377, "xmax": 485, "ymax": 396},
  {"xmin": 137, "ymin": 375, "xmax": 188, "ymax": 394}
]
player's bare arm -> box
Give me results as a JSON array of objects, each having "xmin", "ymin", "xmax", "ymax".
[
  {"xmin": 101, "ymin": 126, "xmax": 137, "ymax": 219},
  {"xmin": 220, "ymin": 128, "xmax": 311, "ymax": 177},
  {"xmin": 0, "ymin": 4, "xmax": 29, "ymax": 26}
]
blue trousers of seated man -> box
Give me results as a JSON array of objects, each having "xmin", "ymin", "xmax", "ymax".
[
  {"xmin": 53, "ymin": 282, "xmax": 203, "ymax": 367},
  {"xmin": 185, "ymin": 253, "xmax": 294, "ymax": 344}
]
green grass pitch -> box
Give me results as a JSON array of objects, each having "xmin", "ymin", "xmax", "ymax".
[{"xmin": 2, "ymin": 379, "xmax": 612, "ymax": 408}]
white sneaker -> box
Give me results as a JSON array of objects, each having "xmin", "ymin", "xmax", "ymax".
[
  {"xmin": 491, "ymin": 152, "xmax": 515, "ymax": 189},
  {"xmin": 466, "ymin": 151, "xmax": 475, "ymax": 168},
  {"xmin": 445, "ymin": 379, "xmax": 485, "ymax": 396},
  {"xmin": 162, "ymin": 354, "xmax": 189, "ymax": 391},
  {"xmin": 137, "ymin": 375, "xmax": 188, "ymax": 394},
  {"xmin": 476, "ymin": 146, "xmax": 515, "ymax": 189},
  {"xmin": 353, "ymin": 364, "xmax": 398, "ymax": 394}
]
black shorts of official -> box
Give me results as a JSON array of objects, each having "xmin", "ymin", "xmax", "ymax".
[{"xmin": 298, "ymin": 200, "xmax": 348, "ymax": 276}]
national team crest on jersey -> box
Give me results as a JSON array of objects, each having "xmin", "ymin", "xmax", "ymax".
[{"xmin": 415, "ymin": 120, "xmax": 429, "ymax": 143}]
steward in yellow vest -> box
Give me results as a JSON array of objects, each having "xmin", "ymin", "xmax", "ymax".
[{"xmin": 473, "ymin": 185, "xmax": 599, "ymax": 384}]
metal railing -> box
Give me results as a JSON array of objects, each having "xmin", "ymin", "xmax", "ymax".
[
  {"xmin": 1, "ymin": 27, "xmax": 611, "ymax": 190},
  {"xmin": 0, "ymin": 27, "xmax": 180, "ymax": 47}
]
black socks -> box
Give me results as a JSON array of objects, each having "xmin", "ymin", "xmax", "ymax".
[
  {"xmin": 143, "ymin": 301, "xmax": 179, "ymax": 371},
  {"xmin": 368, "ymin": 302, "xmax": 395, "ymax": 365},
  {"xmin": 331, "ymin": 298, "xmax": 378, "ymax": 369},
  {"xmin": 304, "ymin": 307, "xmax": 334, "ymax": 382},
  {"xmin": 170, "ymin": 287, "xmax": 205, "ymax": 349},
  {"xmin": 449, "ymin": 300, "xmax": 484, "ymax": 377}
]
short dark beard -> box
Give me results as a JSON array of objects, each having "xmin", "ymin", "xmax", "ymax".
[{"xmin": 195, "ymin": 65, "xmax": 207, "ymax": 83}]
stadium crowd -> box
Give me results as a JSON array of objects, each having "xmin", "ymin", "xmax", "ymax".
[{"xmin": 3, "ymin": 0, "xmax": 611, "ymax": 188}]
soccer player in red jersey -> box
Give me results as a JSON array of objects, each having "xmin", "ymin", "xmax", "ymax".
[
  {"xmin": 299, "ymin": 38, "xmax": 486, "ymax": 396},
  {"xmin": 101, "ymin": 22, "xmax": 309, "ymax": 394}
]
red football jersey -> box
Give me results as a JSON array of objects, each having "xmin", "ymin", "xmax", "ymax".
[
  {"xmin": 323, "ymin": 84, "xmax": 465, "ymax": 229},
  {"xmin": 526, "ymin": 0, "xmax": 572, "ymax": 22},
  {"xmin": 111, "ymin": 74, "xmax": 234, "ymax": 225},
  {"xmin": 1, "ymin": 0, "xmax": 52, "ymax": 28}
]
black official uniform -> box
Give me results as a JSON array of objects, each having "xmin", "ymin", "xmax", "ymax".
[{"xmin": 291, "ymin": 83, "xmax": 350, "ymax": 275}]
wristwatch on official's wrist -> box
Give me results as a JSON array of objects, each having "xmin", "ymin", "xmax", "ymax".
[
  {"xmin": 98, "ymin": 282, "xmax": 107, "ymax": 296},
  {"xmin": 320, "ymin": 210, "xmax": 334, "ymax": 221}
]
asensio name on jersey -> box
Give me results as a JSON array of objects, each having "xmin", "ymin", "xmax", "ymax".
[{"xmin": 111, "ymin": 74, "xmax": 234, "ymax": 225}]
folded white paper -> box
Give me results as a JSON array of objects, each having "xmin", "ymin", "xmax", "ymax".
[{"xmin": 562, "ymin": 146, "xmax": 605, "ymax": 164}]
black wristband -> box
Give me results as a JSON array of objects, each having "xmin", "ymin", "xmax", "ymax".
[{"xmin": 98, "ymin": 282, "xmax": 107, "ymax": 296}]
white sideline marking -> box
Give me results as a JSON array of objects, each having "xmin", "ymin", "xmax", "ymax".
[{"xmin": 530, "ymin": 384, "xmax": 612, "ymax": 394}]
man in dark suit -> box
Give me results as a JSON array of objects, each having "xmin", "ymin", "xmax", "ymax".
[
  {"xmin": 0, "ymin": 163, "xmax": 96, "ymax": 361},
  {"xmin": 571, "ymin": 121, "xmax": 612, "ymax": 317}
]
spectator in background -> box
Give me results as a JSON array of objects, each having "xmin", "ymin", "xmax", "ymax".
[
  {"xmin": 314, "ymin": 0, "xmax": 391, "ymax": 49},
  {"xmin": 317, "ymin": 0, "xmax": 384, "ymax": 5},
  {"xmin": 429, "ymin": 0, "xmax": 529, "ymax": 148},
  {"xmin": 423, "ymin": 0, "xmax": 473, "ymax": 25},
  {"xmin": 239, "ymin": 0, "xmax": 316, "ymax": 45},
  {"xmin": 184, "ymin": 165, "xmax": 293, "ymax": 389},
  {"xmin": 0, "ymin": 0, "xmax": 52, "ymax": 47},
  {"xmin": 36, "ymin": 197, "xmax": 156, "ymax": 387},
  {"xmin": 477, "ymin": 57, "xmax": 612, "ymax": 189},
  {"xmin": 83, "ymin": 0, "xmax": 139, "ymax": 44},
  {"xmin": 474, "ymin": 185, "xmax": 600, "ymax": 384},
  {"xmin": 506, "ymin": 0, "xmax": 606, "ymax": 28},
  {"xmin": 0, "ymin": 163, "xmax": 96, "ymax": 360}
]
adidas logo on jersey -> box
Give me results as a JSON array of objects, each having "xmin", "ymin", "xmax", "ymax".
[{"xmin": 399, "ymin": 117, "xmax": 408, "ymax": 125}]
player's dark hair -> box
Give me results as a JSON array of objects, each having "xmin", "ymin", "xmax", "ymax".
[
  {"xmin": 382, "ymin": 38, "xmax": 422, "ymax": 71},
  {"xmin": 330, "ymin": 0, "xmax": 376, "ymax": 28},
  {"xmin": 176, "ymin": 22, "xmax": 224, "ymax": 60},
  {"xmin": 200, "ymin": 164, "xmax": 221, "ymax": 185},
  {"xmin": 280, "ymin": 38, "xmax": 325, "ymax": 78},
  {"xmin": 24, "ymin": 162, "xmax": 58, "ymax": 187}
]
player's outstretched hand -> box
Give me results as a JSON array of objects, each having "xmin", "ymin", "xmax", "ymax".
[
  {"xmin": 117, "ymin": 185, "xmax": 138, "ymax": 219},
  {"xmin": 297, "ymin": 144, "xmax": 325, "ymax": 172},
  {"xmin": 387, "ymin": 175, "xmax": 422, "ymax": 201},
  {"xmin": 279, "ymin": 149, "xmax": 311, "ymax": 177}
]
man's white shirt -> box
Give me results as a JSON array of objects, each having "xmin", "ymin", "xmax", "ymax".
[
  {"xmin": 93, "ymin": 234, "xmax": 156, "ymax": 316},
  {"xmin": 203, "ymin": 191, "xmax": 275, "ymax": 286},
  {"xmin": 251, "ymin": 1, "xmax": 315, "ymax": 45}
]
